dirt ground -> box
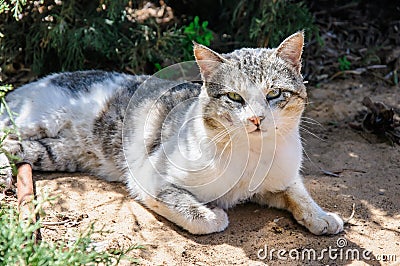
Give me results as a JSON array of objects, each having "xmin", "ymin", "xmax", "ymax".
[{"xmin": 31, "ymin": 76, "xmax": 399, "ymax": 265}]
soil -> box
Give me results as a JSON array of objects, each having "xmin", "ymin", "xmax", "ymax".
[{"xmin": 26, "ymin": 75, "xmax": 399, "ymax": 265}]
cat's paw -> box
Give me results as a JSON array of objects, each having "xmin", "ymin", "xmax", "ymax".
[
  {"xmin": 184, "ymin": 207, "xmax": 229, "ymax": 235},
  {"xmin": 0, "ymin": 153, "xmax": 13, "ymax": 191},
  {"xmin": 302, "ymin": 211, "xmax": 344, "ymax": 235}
]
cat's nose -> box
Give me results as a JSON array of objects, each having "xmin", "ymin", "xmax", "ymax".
[{"xmin": 248, "ymin": 116, "xmax": 265, "ymax": 127}]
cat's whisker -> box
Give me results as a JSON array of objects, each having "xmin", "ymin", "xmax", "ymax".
[
  {"xmin": 219, "ymin": 131, "xmax": 239, "ymax": 156},
  {"xmin": 301, "ymin": 120, "xmax": 322, "ymax": 127},
  {"xmin": 302, "ymin": 116, "xmax": 323, "ymax": 126},
  {"xmin": 212, "ymin": 128, "xmax": 235, "ymax": 144},
  {"xmin": 299, "ymin": 135, "xmax": 308, "ymax": 143},
  {"xmin": 211, "ymin": 125, "xmax": 243, "ymax": 144},
  {"xmin": 299, "ymin": 126, "xmax": 325, "ymax": 142},
  {"xmin": 301, "ymin": 118, "xmax": 324, "ymax": 130},
  {"xmin": 300, "ymin": 124, "xmax": 316, "ymax": 131},
  {"xmin": 216, "ymin": 131, "xmax": 241, "ymax": 167},
  {"xmin": 301, "ymin": 146, "xmax": 314, "ymax": 164},
  {"xmin": 210, "ymin": 127, "xmax": 232, "ymax": 143}
]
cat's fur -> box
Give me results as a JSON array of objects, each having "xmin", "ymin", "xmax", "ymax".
[{"xmin": 0, "ymin": 32, "xmax": 343, "ymax": 235}]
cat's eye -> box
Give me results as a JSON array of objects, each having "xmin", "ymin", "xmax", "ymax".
[
  {"xmin": 266, "ymin": 88, "xmax": 281, "ymax": 101},
  {"xmin": 227, "ymin": 92, "xmax": 244, "ymax": 103}
]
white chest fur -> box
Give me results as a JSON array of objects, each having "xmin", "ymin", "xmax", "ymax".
[{"xmin": 169, "ymin": 129, "xmax": 303, "ymax": 209}]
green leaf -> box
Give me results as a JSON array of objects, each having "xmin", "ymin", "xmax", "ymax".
[
  {"xmin": 194, "ymin": 16, "xmax": 199, "ymax": 26},
  {"xmin": 154, "ymin": 63, "xmax": 162, "ymax": 71}
]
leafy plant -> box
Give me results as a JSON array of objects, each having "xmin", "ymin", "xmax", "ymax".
[
  {"xmin": 0, "ymin": 205, "xmax": 142, "ymax": 265},
  {"xmin": 1, "ymin": 0, "xmax": 318, "ymax": 76},
  {"xmin": 338, "ymin": 56, "xmax": 351, "ymax": 71},
  {"xmin": 183, "ymin": 16, "xmax": 213, "ymax": 47},
  {"xmin": 0, "ymin": 85, "xmax": 16, "ymax": 126},
  {"xmin": 180, "ymin": 16, "xmax": 213, "ymax": 61},
  {"xmin": 228, "ymin": 0, "xmax": 319, "ymax": 48},
  {"xmin": 0, "ymin": 1, "xmax": 194, "ymax": 75},
  {"xmin": 151, "ymin": 16, "xmax": 213, "ymax": 70},
  {"xmin": 0, "ymin": 0, "xmax": 27, "ymax": 20}
]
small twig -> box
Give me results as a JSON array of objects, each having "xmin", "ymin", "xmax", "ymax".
[
  {"xmin": 17, "ymin": 163, "xmax": 38, "ymax": 242},
  {"xmin": 371, "ymin": 72, "xmax": 394, "ymax": 85},
  {"xmin": 42, "ymin": 219, "xmax": 71, "ymax": 226},
  {"xmin": 17, "ymin": 163, "xmax": 35, "ymax": 220},
  {"xmin": 322, "ymin": 169, "xmax": 340, "ymax": 177},
  {"xmin": 366, "ymin": 64, "xmax": 387, "ymax": 70},
  {"xmin": 344, "ymin": 203, "xmax": 356, "ymax": 224},
  {"xmin": 329, "ymin": 65, "xmax": 387, "ymax": 81},
  {"xmin": 329, "ymin": 68, "xmax": 366, "ymax": 80},
  {"xmin": 341, "ymin": 168, "xmax": 367, "ymax": 173}
]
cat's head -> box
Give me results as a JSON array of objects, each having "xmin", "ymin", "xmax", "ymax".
[{"xmin": 194, "ymin": 32, "xmax": 307, "ymax": 141}]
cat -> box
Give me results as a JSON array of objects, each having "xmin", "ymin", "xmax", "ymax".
[{"xmin": 0, "ymin": 32, "xmax": 343, "ymax": 235}]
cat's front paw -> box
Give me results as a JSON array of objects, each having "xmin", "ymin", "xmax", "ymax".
[
  {"xmin": 0, "ymin": 153, "xmax": 13, "ymax": 191},
  {"xmin": 184, "ymin": 207, "xmax": 229, "ymax": 235},
  {"xmin": 302, "ymin": 211, "xmax": 344, "ymax": 235}
]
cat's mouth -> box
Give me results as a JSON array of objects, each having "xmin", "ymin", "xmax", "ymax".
[{"xmin": 248, "ymin": 127, "xmax": 262, "ymax": 134}]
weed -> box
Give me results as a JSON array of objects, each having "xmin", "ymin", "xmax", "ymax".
[
  {"xmin": 338, "ymin": 56, "xmax": 351, "ymax": 71},
  {"xmin": 183, "ymin": 16, "xmax": 213, "ymax": 47},
  {"xmin": 0, "ymin": 204, "xmax": 142, "ymax": 265}
]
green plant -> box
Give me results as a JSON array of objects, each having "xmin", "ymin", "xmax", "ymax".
[
  {"xmin": 180, "ymin": 16, "xmax": 213, "ymax": 62},
  {"xmin": 152, "ymin": 16, "xmax": 213, "ymax": 70},
  {"xmin": 182, "ymin": 16, "xmax": 213, "ymax": 59},
  {"xmin": 183, "ymin": 16, "xmax": 213, "ymax": 47},
  {"xmin": 1, "ymin": 0, "xmax": 318, "ymax": 77},
  {"xmin": 0, "ymin": 205, "xmax": 141, "ymax": 265},
  {"xmin": 0, "ymin": 85, "xmax": 16, "ymax": 128},
  {"xmin": 228, "ymin": 0, "xmax": 319, "ymax": 48},
  {"xmin": 393, "ymin": 70, "xmax": 398, "ymax": 85},
  {"xmin": 0, "ymin": 0, "xmax": 27, "ymax": 20},
  {"xmin": 338, "ymin": 56, "xmax": 351, "ymax": 71},
  {"xmin": 1, "ymin": 1, "xmax": 205, "ymax": 75}
]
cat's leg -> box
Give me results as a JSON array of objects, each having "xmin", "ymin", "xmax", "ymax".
[
  {"xmin": 141, "ymin": 184, "xmax": 229, "ymax": 235},
  {"xmin": 0, "ymin": 152, "xmax": 13, "ymax": 190},
  {"xmin": 2, "ymin": 136, "xmax": 79, "ymax": 172},
  {"xmin": 253, "ymin": 178, "xmax": 343, "ymax": 235},
  {"xmin": 0, "ymin": 132, "xmax": 20, "ymax": 190}
]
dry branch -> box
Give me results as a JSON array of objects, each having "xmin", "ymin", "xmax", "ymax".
[{"xmin": 17, "ymin": 163, "xmax": 36, "ymax": 222}]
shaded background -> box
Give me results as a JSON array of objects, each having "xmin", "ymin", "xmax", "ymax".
[{"xmin": 1, "ymin": 0, "xmax": 399, "ymax": 85}]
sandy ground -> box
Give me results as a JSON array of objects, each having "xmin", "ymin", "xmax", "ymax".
[{"xmin": 33, "ymin": 77, "xmax": 399, "ymax": 265}]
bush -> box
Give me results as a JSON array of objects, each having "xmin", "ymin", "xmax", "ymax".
[
  {"xmin": 1, "ymin": 0, "xmax": 318, "ymax": 77},
  {"xmin": 227, "ymin": 0, "xmax": 319, "ymax": 48},
  {"xmin": 0, "ymin": 0, "xmax": 213, "ymax": 75}
]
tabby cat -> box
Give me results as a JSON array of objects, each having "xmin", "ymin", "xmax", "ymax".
[{"xmin": 0, "ymin": 32, "xmax": 343, "ymax": 235}]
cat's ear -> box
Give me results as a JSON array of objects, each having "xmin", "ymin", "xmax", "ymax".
[
  {"xmin": 193, "ymin": 42, "xmax": 226, "ymax": 79},
  {"xmin": 276, "ymin": 31, "xmax": 304, "ymax": 72}
]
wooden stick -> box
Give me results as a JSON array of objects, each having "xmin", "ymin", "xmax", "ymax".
[{"xmin": 17, "ymin": 163, "xmax": 36, "ymax": 223}]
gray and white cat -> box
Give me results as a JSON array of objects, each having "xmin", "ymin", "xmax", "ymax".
[{"xmin": 1, "ymin": 32, "xmax": 343, "ymax": 235}]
